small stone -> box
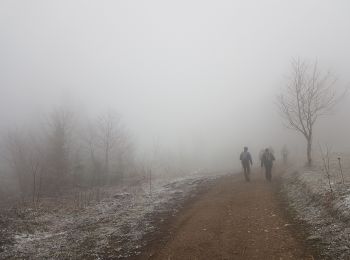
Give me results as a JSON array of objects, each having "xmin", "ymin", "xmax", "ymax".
[{"xmin": 306, "ymin": 235, "xmax": 322, "ymax": 241}]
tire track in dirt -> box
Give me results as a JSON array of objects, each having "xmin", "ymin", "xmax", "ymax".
[{"xmin": 140, "ymin": 169, "xmax": 315, "ymax": 260}]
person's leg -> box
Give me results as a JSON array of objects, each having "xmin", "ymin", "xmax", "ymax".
[
  {"xmin": 246, "ymin": 163, "xmax": 250, "ymax": 181},
  {"xmin": 243, "ymin": 162, "xmax": 250, "ymax": 182},
  {"xmin": 267, "ymin": 166, "xmax": 272, "ymax": 181},
  {"xmin": 245, "ymin": 169, "xmax": 250, "ymax": 182},
  {"xmin": 265, "ymin": 166, "xmax": 269, "ymax": 180}
]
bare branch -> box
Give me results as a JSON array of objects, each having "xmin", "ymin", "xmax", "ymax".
[{"xmin": 276, "ymin": 59, "xmax": 345, "ymax": 165}]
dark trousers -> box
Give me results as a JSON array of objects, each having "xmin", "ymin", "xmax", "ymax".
[
  {"xmin": 264, "ymin": 164, "xmax": 273, "ymax": 181},
  {"xmin": 242, "ymin": 161, "xmax": 250, "ymax": 182}
]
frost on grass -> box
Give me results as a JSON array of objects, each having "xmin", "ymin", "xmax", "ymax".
[
  {"xmin": 282, "ymin": 154, "xmax": 350, "ymax": 259},
  {"xmin": 0, "ymin": 175, "xmax": 218, "ymax": 259}
]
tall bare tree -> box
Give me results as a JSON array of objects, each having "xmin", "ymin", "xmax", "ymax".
[
  {"xmin": 27, "ymin": 134, "xmax": 45, "ymax": 204},
  {"xmin": 82, "ymin": 111, "xmax": 133, "ymax": 186},
  {"xmin": 46, "ymin": 109, "xmax": 74, "ymax": 192},
  {"xmin": 4, "ymin": 130, "xmax": 45, "ymax": 202},
  {"xmin": 4, "ymin": 130, "xmax": 29, "ymax": 199},
  {"xmin": 96, "ymin": 111, "xmax": 123, "ymax": 182},
  {"xmin": 83, "ymin": 122, "xmax": 103, "ymax": 186},
  {"xmin": 277, "ymin": 59, "xmax": 345, "ymax": 165}
]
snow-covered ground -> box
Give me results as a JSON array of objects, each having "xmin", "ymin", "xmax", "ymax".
[
  {"xmin": 0, "ymin": 174, "xmax": 220, "ymax": 259},
  {"xmin": 282, "ymin": 154, "xmax": 350, "ymax": 259}
]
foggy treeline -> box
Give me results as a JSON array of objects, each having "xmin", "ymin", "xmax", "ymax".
[
  {"xmin": 0, "ymin": 105, "xmax": 205, "ymax": 206},
  {"xmin": 0, "ymin": 108, "xmax": 136, "ymax": 203}
]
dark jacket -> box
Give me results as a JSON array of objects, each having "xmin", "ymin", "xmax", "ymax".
[
  {"xmin": 240, "ymin": 151, "xmax": 252, "ymax": 165},
  {"xmin": 261, "ymin": 151, "xmax": 275, "ymax": 167}
]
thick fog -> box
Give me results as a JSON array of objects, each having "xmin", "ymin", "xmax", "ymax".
[{"xmin": 1, "ymin": 0, "xmax": 350, "ymax": 173}]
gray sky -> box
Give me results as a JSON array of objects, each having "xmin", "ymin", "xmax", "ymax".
[{"xmin": 1, "ymin": 1, "xmax": 350, "ymax": 168}]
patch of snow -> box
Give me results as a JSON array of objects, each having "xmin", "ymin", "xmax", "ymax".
[
  {"xmin": 0, "ymin": 174, "xmax": 220, "ymax": 259},
  {"xmin": 282, "ymin": 155, "xmax": 350, "ymax": 259}
]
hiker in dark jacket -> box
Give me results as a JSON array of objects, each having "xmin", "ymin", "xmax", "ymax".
[
  {"xmin": 240, "ymin": 147, "xmax": 253, "ymax": 182},
  {"xmin": 261, "ymin": 148, "xmax": 275, "ymax": 181}
]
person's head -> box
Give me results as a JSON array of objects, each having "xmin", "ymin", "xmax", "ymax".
[
  {"xmin": 265, "ymin": 148, "xmax": 269, "ymax": 152},
  {"xmin": 244, "ymin": 146, "xmax": 248, "ymax": 152}
]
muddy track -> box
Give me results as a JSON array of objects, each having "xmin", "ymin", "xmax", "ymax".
[{"xmin": 138, "ymin": 169, "xmax": 316, "ymax": 260}]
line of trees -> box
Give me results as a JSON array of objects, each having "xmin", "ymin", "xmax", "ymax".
[{"xmin": 1, "ymin": 108, "xmax": 134, "ymax": 202}]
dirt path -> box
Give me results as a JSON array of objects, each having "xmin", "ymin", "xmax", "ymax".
[{"xmin": 141, "ymin": 170, "xmax": 314, "ymax": 260}]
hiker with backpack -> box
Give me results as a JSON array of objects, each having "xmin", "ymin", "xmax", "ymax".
[
  {"xmin": 261, "ymin": 148, "xmax": 275, "ymax": 181},
  {"xmin": 240, "ymin": 146, "xmax": 253, "ymax": 182}
]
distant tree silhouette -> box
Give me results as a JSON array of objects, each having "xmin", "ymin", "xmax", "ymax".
[{"xmin": 277, "ymin": 59, "xmax": 345, "ymax": 166}]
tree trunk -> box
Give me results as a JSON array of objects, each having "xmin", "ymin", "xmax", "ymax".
[
  {"xmin": 307, "ymin": 138, "xmax": 312, "ymax": 166},
  {"xmin": 104, "ymin": 146, "xmax": 109, "ymax": 185}
]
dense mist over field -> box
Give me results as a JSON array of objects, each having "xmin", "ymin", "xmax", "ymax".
[{"xmin": 1, "ymin": 0, "xmax": 350, "ymax": 195}]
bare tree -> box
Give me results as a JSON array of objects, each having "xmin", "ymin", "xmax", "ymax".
[
  {"xmin": 277, "ymin": 59, "xmax": 345, "ymax": 165},
  {"xmin": 46, "ymin": 108, "xmax": 74, "ymax": 193},
  {"xmin": 28, "ymin": 152, "xmax": 44, "ymax": 204},
  {"xmin": 97, "ymin": 111, "xmax": 120, "ymax": 182},
  {"xmin": 4, "ymin": 130, "xmax": 30, "ymax": 200},
  {"xmin": 83, "ymin": 123, "xmax": 103, "ymax": 186},
  {"xmin": 114, "ymin": 131, "xmax": 134, "ymax": 184},
  {"xmin": 4, "ymin": 130, "xmax": 45, "ymax": 203},
  {"xmin": 81, "ymin": 111, "xmax": 134, "ymax": 186},
  {"xmin": 96, "ymin": 111, "xmax": 134, "ymax": 184},
  {"xmin": 26, "ymin": 133, "xmax": 46, "ymax": 204}
]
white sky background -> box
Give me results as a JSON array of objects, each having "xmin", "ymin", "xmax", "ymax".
[{"xmin": 1, "ymin": 0, "xmax": 350, "ymax": 169}]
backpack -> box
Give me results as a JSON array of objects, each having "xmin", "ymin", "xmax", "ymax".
[
  {"xmin": 263, "ymin": 152, "xmax": 274, "ymax": 164},
  {"xmin": 241, "ymin": 152, "xmax": 250, "ymax": 162}
]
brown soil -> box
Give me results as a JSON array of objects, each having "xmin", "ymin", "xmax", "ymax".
[{"xmin": 139, "ymin": 170, "xmax": 316, "ymax": 260}]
